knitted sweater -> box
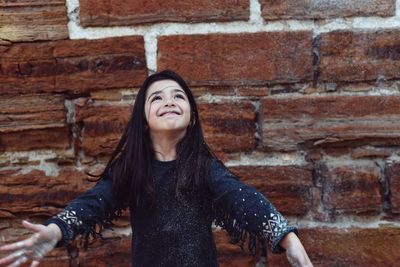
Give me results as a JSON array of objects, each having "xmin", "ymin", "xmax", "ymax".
[{"xmin": 45, "ymin": 159, "xmax": 297, "ymax": 266}]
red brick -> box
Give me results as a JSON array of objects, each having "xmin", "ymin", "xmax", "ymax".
[
  {"xmin": 269, "ymin": 227, "xmax": 400, "ymax": 266},
  {"xmin": 387, "ymin": 163, "xmax": 400, "ymax": 213},
  {"xmin": 0, "ymin": 167, "xmax": 92, "ymax": 216},
  {"xmin": 317, "ymin": 30, "xmax": 400, "ymax": 82},
  {"xmin": 229, "ymin": 165, "xmax": 313, "ymax": 215},
  {"xmin": 35, "ymin": 237, "xmax": 131, "ymax": 267},
  {"xmin": 74, "ymin": 237, "xmax": 131, "ymax": 267},
  {"xmin": 75, "ymin": 103, "xmax": 132, "ymax": 157},
  {"xmin": 191, "ymin": 86, "xmax": 236, "ymax": 98},
  {"xmin": 80, "ymin": 0, "xmax": 249, "ymax": 27},
  {"xmin": 0, "ymin": 94, "xmax": 65, "ymax": 131},
  {"xmin": 199, "ymin": 101, "xmax": 256, "ymax": 152},
  {"xmin": 261, "ymin": 95, "xmax": 400, "ymax": 151},
  {"xmin": 158, "ymin": 32, "xmax": 313, "ymax": 86},
  {"xmin": 0, "ymin": 0, "xmax": 68, "ymax": 42},
  {"xmin": 235, "ymin": 86, "xmax": 269, "ymax": 97},
  {"xmin": 90, "ymin": 89, "xmax": 137, "ymax": 101},
  {"xmin": 261, "ymin": 0, "xmax": 395, "ymax": 20},
  {"xmin": 351, "ymin": 146, "xmax": 391, "ymax": 159},
  {"xmin": 0, "ymin": 127, "xmax": 69, "ymax": 151},
  {"xmin": 321, "ymin": 163, "xmax": 381, "ymax": 214},
  {"xmin": 214, "ymin": 230, "xmax": 260, "ymax": 267},
  {"xmin": 0, "ymin": 94, "xmax": 69, "ymax": 151},
  {"xmin": 0, "ymin": 37, "xmax": 147, "ymax": 94}
]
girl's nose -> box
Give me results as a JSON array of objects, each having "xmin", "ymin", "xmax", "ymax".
[{"xmin": 164, "ymin": 97, "xmax": 176, "ymax": 106}]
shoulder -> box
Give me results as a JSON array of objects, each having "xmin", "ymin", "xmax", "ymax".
[{"xmin": 207, "ymin": 157, "xmax": 239, "ymax": 182}]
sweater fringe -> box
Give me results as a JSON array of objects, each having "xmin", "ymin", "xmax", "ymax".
[
  {"xmin": 212, "ymin": 202, "xmax": 258, "ymax": 256},
  {"xmin": 78, "ymin": 208, "xmax": 123, "ymax": 249}
]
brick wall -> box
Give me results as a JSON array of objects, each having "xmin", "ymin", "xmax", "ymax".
[{"xmin": 1, "ymin": 0, "xmax": 400, "ymax": 266}]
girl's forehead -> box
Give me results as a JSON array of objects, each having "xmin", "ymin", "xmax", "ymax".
[{"xmin": 147, "ymin": 80, "xmax": 185, "ymax": 95}]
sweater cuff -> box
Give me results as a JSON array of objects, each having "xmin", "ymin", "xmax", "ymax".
[{"xmin": 43, "ymin": 217, "xmax": 74, "ymax": 248}]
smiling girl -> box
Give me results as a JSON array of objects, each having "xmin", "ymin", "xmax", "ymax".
[{"xmin": 0, "ymin": 70, "xmax": 312, "ymax": 267}]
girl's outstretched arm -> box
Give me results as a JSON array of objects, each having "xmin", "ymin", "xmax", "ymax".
[
  {"xmin": 207, "ymin": 159, "xmax": 313, "ymax": 266},
  {"xmin": 43, "ymin": 177, "xmax": 116, "ymax": 247},
  {"xmin": 280, "ymin": 232, "xmax": 313, "ymax": 267},
  {"xmin": 0, "ymin": 221, "xmax": 61, "ymax": 267}
]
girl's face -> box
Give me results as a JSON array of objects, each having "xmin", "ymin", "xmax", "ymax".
[{"xmin": 144, "ymin": 79, "xmax": 191, "ymax": 135}]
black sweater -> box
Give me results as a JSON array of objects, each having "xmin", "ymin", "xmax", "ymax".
[{"xmin": 45, "ymin": 159, "xmax": 297, "ymax": 266}]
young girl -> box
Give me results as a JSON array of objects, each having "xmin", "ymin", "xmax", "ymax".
[{"xmin": 0, "ymin": 70, "xmax": 312, "ymax": 267}]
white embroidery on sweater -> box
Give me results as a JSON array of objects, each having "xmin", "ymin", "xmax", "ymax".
[{"xmin": 56, "ymin": 210, "xmax": 83, "ymax": 227}]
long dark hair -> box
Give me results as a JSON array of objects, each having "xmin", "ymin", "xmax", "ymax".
[{"xmin": 99, "ymin": 70, "xmax": 215, "ymax": 212}]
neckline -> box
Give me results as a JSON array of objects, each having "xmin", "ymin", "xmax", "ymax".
[{"xmin": 152, "ymin": 158, "xmax": 176, "ymax": 168}]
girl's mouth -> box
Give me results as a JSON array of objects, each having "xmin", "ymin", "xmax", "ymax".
[{"xmin": 159, "ymin": 110, "xmax": 181, "ymax": 116}]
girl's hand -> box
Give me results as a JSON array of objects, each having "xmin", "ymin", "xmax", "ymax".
[
  {"xmin": 280, "ymin": 232, "xmax": 313, "ymax": 267},
  {"xmin": 0, "ymin": 221, "xmax": 61, "ymax": 267}
]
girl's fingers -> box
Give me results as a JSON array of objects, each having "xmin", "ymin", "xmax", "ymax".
[
  {"xmin": 0, "ymin": 240, "xmax": 25, "ymax": 251},
  {"xmin": 0, "ymin": 250, "xmax": 25, "ymax": 265},
  {"xmin": 8, "ymin": 255, "xmax": 28, "ymax": 267},
  {"xmin": 22, "ymin": 221, "xmax": 43, "ymax": 233},
  {"xmin": 30, "ymin": 260, "xmax": 40, "ymax": 267}
]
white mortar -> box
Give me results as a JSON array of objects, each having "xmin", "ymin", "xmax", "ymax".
[
  {"xmin": 225, "ymin": 151, "xmax": 307, "ymax": 166},
  {"xmin": 292, "ymin": 216, "xmax": 400, "ymax": 229}
]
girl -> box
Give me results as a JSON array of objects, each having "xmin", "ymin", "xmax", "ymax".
[{"xmin": 0, "ymin": 70, "xmax": 312, "ymax": 267}]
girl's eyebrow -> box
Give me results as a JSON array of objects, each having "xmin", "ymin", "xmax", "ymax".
[
  {"xmin": 172, "ymin": 88, "xmax": 186, "ymax": 94},
  {"xmin": 147, "ymin": 87, "xmax": 186, "ymax": 101},
  {"xmin": 147, "ymin": 90, "xmax": 162, "ymax": 101}
]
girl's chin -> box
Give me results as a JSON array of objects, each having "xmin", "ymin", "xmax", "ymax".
[{"xmin": 150, "ymin": 126, "xmax": 188, "ymax": 134}]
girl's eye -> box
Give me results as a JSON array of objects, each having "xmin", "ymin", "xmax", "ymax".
[
  {"xmin": 151, "ymin": 96, "xmax": 162, "ymax": 102},
  {"xmin": 175, "ymin": 94, "xmax": 185, "ymax": 100}
]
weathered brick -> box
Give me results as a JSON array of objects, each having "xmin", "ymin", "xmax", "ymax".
[
  {"xmin": 317, "ymin": 30, "xmax": 400, "ymax": 82},
  {"xmin": 0, "ymin": 37, "xmax": 147, "ymax": 94},
  {"xmin": 73, "ymin": 237, "xmax": 131, "ymax": 267},
  {"xmin": 0, "ymin": 94, "xmax": 69, "ymax": 151},
  {"xmin": 214, "ymin": 230, "xmax": 261, "ymax": 267},
  {"xmin": 90, "ymin": 89, "xmax": 137, "ymax": 102},
  {"xmin": 229, "ymin": 165, "xmax": 313, "ymax": 215},
  {"xmin": 261, "ymin": 0, "xmax": 395, "ymax": 20},
  {"xmin": 80, "ymin": 0, "xmax": 249, "ymax": 27},
  {"xmin": 36, "ymin": 237, "xmax": 130, "ymax": 267},
  {"xmin": 0, "ymin": 167, "xmax": 92, "ymax": 216},
  {"xmin": 75, "ymin": 103, "xmax": 132, "ymax": 157},
  {"xmin": 351, "ymin": 146, "xmax": 391, "ymax": 159},
  {"xmin": 269, "ymin": 227, "xmax": 400, "ymax": 266},
  {"xmin": 0, "ymin": 127, "xmax": 69, "ymax": 151},
  {"xmin": 191, "ymin": 86, "xmax": 236, "ymax": 98},
  {"xmin": 261, "ymin": 95, "xmax": 400, "ymax": 151},
  {"xmin": 321, "ymin": 163, "xmax": 381, "ymax": 214},
  {"xmin": 0, "ymin": 0, "xmax": 68, "ymax": 42},
  {"xmin": 387, "ymin": 163, "xmax": 400, "ymax": 213},
  {"xmin": 0, "ymin": 94, "xmax": 65, "ymax": 130},
  {"xmin": 235, "ymin": 86, "xmax": 269, "ymax": 97},
  {"xmin": 199, "ymin": 102, "xmax": 256, "ymax": 152},
  {"xmin": 158, "ymin": 32, "xmax": 313, "ymax": 86}
]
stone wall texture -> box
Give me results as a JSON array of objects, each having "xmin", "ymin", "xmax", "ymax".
[{"xmin": 1, "ymin": 0, "xmax": 400, "ymax": 266}]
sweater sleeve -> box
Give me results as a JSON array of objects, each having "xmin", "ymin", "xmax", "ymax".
[
  {"xmin": 207, "ymin": 159, "xmax": 298, "ymax": 254},
  {"xmin": 44, "ymin": 178, "xmax": 117, "ymax": 247}
]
